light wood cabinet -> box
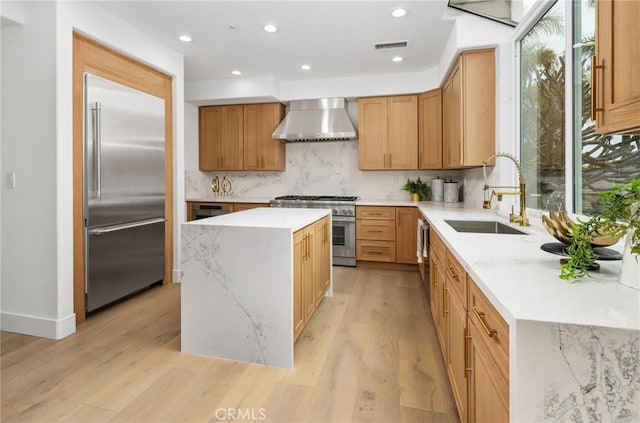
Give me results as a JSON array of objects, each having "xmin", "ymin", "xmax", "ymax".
[
  {"xmin": 356, "ymin": 206, "xmax": 419, "ymax": 265},
  {"xmin": 293, "ymin": 217, "xmax": 331, "ymax": 342},
  {"xmin": 243, "ymin": 103, "xmax": 286, "ymax": 170},
  {"xmin": 429, "ymin": 233, "xmax": 446, "ymax": 352},
  {"xmin": 429, "ymin": 230, "xmax": 509, "ymax": 422},
  {"xmin": 293, "ymin": 229, "xmax": 306, "ymax": 341},
  {"xmin": 447, "ymin": 275, "xmax": 468, "ymax": 423},
  {"xmin": 419, "ymin": 89, "xmax": 443, "ymax": 169},
  {"xmin": 442, "ymin": 49, "xmax": 496, "ymax": 168},
  {"xmin": 199, "ymin": 103, "xmax": 284, "ymax": 171},
  {"xmin": 396, "ymin": 207, "xmax": 419, "ymax": 264},
  {"xmin": 358, "ymin": 95, "xmax": 418, "ymax": 170},
  {"xmin": 232, "ymin": 202, "xmax": 268, "ymax": 212},
  {"xmin": 593, "ymin": 0, "xmax": 640, "ymax": 134},
  {"xmin": 467, "ymin": 276, "xmax": 510, "ymax": 423},
  {"xmin": 314, "ymin": 216, "xmax": 331, "ymax": 305},
  {"xmin": 199, "ymin": 105, "xmax": 244, "ymax": 170}
]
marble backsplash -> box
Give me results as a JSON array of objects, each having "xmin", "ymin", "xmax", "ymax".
[{"xmin": 186, "ymin": 141, "xmax": 465, "ymax": 201}]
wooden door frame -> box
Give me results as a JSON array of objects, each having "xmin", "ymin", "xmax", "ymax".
[{"xmin": 73, "ymin": 33, "xmax": 174, "ymax": 324}]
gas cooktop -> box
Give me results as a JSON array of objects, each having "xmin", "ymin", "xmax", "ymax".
[{"xmin": 273, "ymin": 195, "xmax": 358, "ymax": 202}]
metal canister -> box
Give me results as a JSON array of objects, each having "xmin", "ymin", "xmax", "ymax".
[
  {"xmin": 444, "ymin": 180, "xmax": 459, "ymax": 203},
  {"xmin": 431, "ymin": 177, "xmax": 444, "ymax": 202}
]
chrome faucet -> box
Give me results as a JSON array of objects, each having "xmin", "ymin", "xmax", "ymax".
[{"xmin": 482, "ymin": 152, "xmax": 529, "ymax": 226}]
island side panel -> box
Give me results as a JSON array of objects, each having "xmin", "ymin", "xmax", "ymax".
[
  {"xmin": 512, "ymin": 320, "xmax": 640, "ymax": 422},
  {"xmin": 181, "ymin": 224, "xmax": 294, "ymax": 368}
]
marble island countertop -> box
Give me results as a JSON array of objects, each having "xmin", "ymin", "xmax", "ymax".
[{"xmin": 416, "ymin": 203, "xmax": 639, "ymax": 332}]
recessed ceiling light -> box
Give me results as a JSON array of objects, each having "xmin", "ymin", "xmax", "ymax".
[
  {"xmin": 391, "ymin": 8, "xmax": 407, "ymax": 18},
  {"xmin": 263, "ymin": 24, "xmax": 278, "ymax": 33},
  {"xmin": 392, "ymin": 56, "xmax": 404, "ymax": 62},
  {"xmin": 178, "ymin": 34, "xmax": 192, "ymax": 43},
  {"xmin": 301, "ymin": 64, "xmax": 311, "ymax": 71},
  {"xmin": 231, "ymin": 70, "xmax": 242, "ymax": 76}
]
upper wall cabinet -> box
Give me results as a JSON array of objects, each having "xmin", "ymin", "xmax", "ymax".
[
  {"xmin": 418, "ymin": 88, "xmax": 443, "ymax": 169},
  {"xmin": 593, "ymin": 0, "xmax": 640, "ymax": 134},
  {"xmin": 199, "ymin": 105, "xmax": 244, "ymax": 170},
  {"xmin": 442, "ymin": 48, "xmax": 496, "ymax": 168},
  {"xmin": 243, "ymin": 103, "xmax": 285, "ymax": 170},
  {"xmin": 199, "ymin": 103, "xmax": 285, "ymax": 171},
  {"xmin": 358, "ymin": 95, "xmax": 418, "ymax": 170}
]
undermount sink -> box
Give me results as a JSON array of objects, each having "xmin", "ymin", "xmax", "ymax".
[{"xmin": 445, "ymin": 220, "xmax": 528, "ymax": 235}]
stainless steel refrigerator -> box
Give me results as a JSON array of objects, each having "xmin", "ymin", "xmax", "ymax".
[{"xmin": 84, "ymin": 73, "xmax": 165, "ymax": 312}]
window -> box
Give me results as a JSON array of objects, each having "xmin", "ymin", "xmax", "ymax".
[
  {"xmin": 520, "ymin": 0, "xmax": 566, "ymax": 212},
  {"xmin": 519, "ymin": 0, "xmax": 640, "ymax": 215},
  {"xmin": 572, "ymin": 0, "xmax": 640, "ymax": 215}
]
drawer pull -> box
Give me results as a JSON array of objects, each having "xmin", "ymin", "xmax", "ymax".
[
  {"xmin": 473, "ymin": 307, "xmax": 497, "ymax": 338},
  {"xmin": 367, "ymin": 250, "xmax": 385, "ymax": 255},
  {"xmin": 368, "ymin": 230, "xmax": 384, "ymax": 233},
  {"xmin": 367, "ymin": 212, "xmax": 383, "ymax": 216}
]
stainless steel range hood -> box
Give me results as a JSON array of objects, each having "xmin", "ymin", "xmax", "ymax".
[{"xmin": 272, "ymin": 98, "xmax": 357, "ymax": 142}]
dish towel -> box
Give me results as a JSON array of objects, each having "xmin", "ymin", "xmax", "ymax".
[{"xmin": 417, "ymin": 219, "xmax": 428, "ymax": 263}]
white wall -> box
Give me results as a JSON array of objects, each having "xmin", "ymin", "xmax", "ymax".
[
  {"xmin": 2, "ymin": 1, "xmax": 61, "ymax": 336},
  {"xmin": 1, "ymin": 1, "xmax": 184, "ymax": 339}
]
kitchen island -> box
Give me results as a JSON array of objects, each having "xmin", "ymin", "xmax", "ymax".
[
  {"xmin": 181, "ymin": 207, "xmax": 332, "ymax": 368},
  {"xmin": 414, "ymin": 203, "xmax": 639, "ymax": 422}
]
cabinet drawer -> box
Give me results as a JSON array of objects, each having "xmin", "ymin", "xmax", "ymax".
[
  {"xmin": 446, "ymin": 251, "xmax": 466, "ymax": 306},
  {"xmin": 430, "ymin": 230, "xmax": 446, "ymax": 263},
  {"xmin": 356, "ymin": 206, "xmax": 396, "ymax": 220},
  {"xmin": 468, "ymin": 277, "xmax": 509, "ymax": 379},
  {"xmin": 356, "ymin": 219, "xmax": 396, "ymax": 241},
  {"xmin": 356, "ymin": 240, "xmax": 396, "ymax": 262}
]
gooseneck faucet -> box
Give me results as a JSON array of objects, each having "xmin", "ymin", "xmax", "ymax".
[{"xmin": 482, "ymin": 152, "xmax": 529, "ymax": 226}]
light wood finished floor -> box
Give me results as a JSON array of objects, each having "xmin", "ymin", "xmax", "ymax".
[{"xmin": 1, "ymin": 267, "xmax": 459, "ymax": 423}]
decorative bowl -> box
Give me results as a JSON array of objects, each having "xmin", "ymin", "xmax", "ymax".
[{"xmin": 542, "ymin": 210, "xmax": 626, "ymax": 247}]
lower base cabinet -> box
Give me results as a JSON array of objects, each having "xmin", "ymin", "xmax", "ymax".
[
  {"xmin": 467, "ymin": 316, "xmax": 509, "ymax": 423},
  {"xmin": 429, "ymin": 229, "xmax": 509, "ymax": 422},
  {"xmin": 293, "ymin": 216, "xmax": 330, "ymax": 342}
]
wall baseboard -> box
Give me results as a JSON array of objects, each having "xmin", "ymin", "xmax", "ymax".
[{"xmin": 0, "ymin": 311, "xmax": 76, "ymax": 340}]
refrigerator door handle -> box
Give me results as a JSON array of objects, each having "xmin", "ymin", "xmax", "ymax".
[
  {"xmin": 88, "ymin": 217, "xmax": 166, "ymax": 236},
  {"xmin": 92, "ymin": 101, "xmax": 102, "ymax": 199}
]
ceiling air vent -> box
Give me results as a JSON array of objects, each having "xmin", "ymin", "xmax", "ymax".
[{"xmin": 374, "ymin": 41, "xmax": 408, "ymax": 50}]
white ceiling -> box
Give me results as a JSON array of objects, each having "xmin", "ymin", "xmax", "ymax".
[{"xmin": 93, "ymin": 1, "xmax": 457, "ymax": 83}]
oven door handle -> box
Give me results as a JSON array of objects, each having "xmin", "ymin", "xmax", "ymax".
[{"xmin": 332, "ymin": 216, "xmax": 355, "ymax": 223}]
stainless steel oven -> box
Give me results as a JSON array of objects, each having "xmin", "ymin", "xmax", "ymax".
[
  {"xmin": 270, "ymin": 195, "xmax": 357, "ymax": 267},
  {"xmin": 332, "ymin": 216, "xmax": 356, "ymax": 266}
]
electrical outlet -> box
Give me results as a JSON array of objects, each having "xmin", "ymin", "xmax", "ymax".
[{"xmin": 7, "ymin": 172, "xmax": 16, "ymax": 189}]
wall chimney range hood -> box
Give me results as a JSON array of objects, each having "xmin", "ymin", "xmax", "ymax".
[{"xmin": 272, "ymin": 98, "xmax": 357, "ymax": 142}]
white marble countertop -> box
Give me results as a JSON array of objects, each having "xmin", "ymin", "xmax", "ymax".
[
  {"xmin": 415, "ymin": 203, "xmax": 639, "ymax": 332},
  {"xmin": 184, "ymin": 207, "xmax": 331, "ymax": 232},
  {"xmin": 186, "ymin": 196, "xmax": 272, "ymax": 203}
]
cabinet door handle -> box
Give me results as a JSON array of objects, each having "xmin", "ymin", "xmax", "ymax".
[
  {"xmin": 590, "ymin": 56, "xmax": 604, "ymax": 121},
  {"xmin": 472, "ymin": 307, "xmax": 498, "ymax": 338},
  {"xmin": 442, "ymin": 286, "xmax": 449, "ymax": 316},
  {"xmin": 389, "ymin": 154, "xmax": 392, "ymax": 168},
  {"xmin": 464, "ymin": 330, "xmax": 472, "ymax": 377}
]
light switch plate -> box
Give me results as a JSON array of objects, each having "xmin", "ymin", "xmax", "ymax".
[{"xmin": 7, "ymin": 172, "xmax": 16, "ymax": 189}]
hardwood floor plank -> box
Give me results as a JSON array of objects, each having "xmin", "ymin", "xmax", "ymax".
[
  {"xmin": 262, "ymin": 381, "xmax": 315, "ymax": 422},
  {"xmin": 352, "ymin": 366, "xmax": 401, "ymax": 423},
  {"xmin": 401, "ymin": 405, "xmax": 453, "ymax": 423}
]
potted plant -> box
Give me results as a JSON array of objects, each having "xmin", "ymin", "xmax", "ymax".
[
  {"xmin": 402, "ymin": 177, "xmax": 431, "ymax": 202},
  {"xmin": 560, "ymin": 179, "xmax": 640, "ymax": 287}
]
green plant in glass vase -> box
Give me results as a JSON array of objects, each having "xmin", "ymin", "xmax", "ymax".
[
  {"xmin": 402, "ymin": 177, "xmax": 430, "ymax": 201},
  {"xmin": 560, "ymin": 179, "xmax": 640, "ymax": 281}
]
